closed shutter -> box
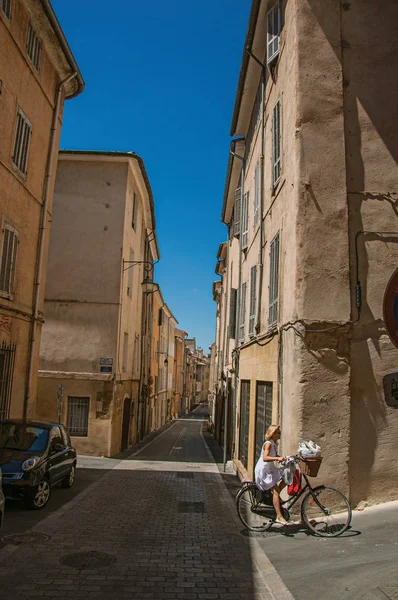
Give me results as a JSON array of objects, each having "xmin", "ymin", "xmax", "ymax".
[
  {"xmin": 254, "ymin": 382, "xmax": 273, "ymax": 462},
  {"xmin": 239, "ymin": 381, "xmax": 251, "ymax": 469},
  {"xmin": 1, "ymin": 0, "xmax": 12, "ymax": 20},
  {"xmin": 254, "ymin": 164, "xmax": 260, "ymax": 226},
  {"xmin": 12, "ymin": 109, "xmax": 32, "ymax": 176},
  {"xmin": 269, "ymin": 233, "xmax": 280, "ymax": 325},
  {"xmin": 234, "ymin": 187, "xmax": 241, "ymax": 237},
  {"xmin": 249, "ymin": 265, "xmax": 257, "ymax": 335},
  {"xmin": 229, "ymin": 288, "xmax": 237, "ymax": 338},
  {"xmin": 272, "ymin": 101, "xmax": 281, "ymax": 186},
  {"xmin": 26, "ymin": 23, "xmax": 41, "ymax": 70},
  {"xmin": 0, "ymin": 225, "xmax": 18, "ymax": 296},
  {"xmin": 239, "ymin": 282, "xmax": 247, "ymax": 342},
  {"xmin": 242, "ymin": 192, "xmax": 249, "ymax": 249}
]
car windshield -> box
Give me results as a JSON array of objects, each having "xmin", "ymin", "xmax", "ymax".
[{"xmin": 0, "ymin": 424, "xmax": 49, "ymax": 452}]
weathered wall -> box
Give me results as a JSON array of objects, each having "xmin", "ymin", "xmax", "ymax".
[
  {"xmin": 0, "ymin": 2, "xmax": 70, "ymax": 418},
  {"xmin": 341, "ymin": 0, "xmax": 398, "ymax": 503}
]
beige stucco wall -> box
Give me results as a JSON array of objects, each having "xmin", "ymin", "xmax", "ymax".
[{"xmin": 0, "ymin": 2, "xmax": 77, "ymax": 418}]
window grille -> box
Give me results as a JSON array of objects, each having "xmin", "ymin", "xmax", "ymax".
[
  {"xmin": 26, "ymin": 23, "xmax": 41, "ymax": 71},
  {"xmin": 0, "ymin": 224, "xmax": 18, "ymax": 297},
  {"xmin": 239, "ymin": 282, "xmax": 247, "ymax": 343},
  {"xmin": 12, "ymin": 109, "xmax": 32, "ymax": 176},
  {"xmin": 1, "ymin": 0, "xmax": 12, "ymax": 20},
  {"xmin": 254, "ymin": 164, "xmax": 260, "ymax": 226},
  {"xmin": 0, "ymin": 340, "xmax": 16, "ymax": 420},
  {"xmin": 269, "ymin": 233, "xmax": 280, "ymax": 326},
  {"xmin": 249, "ymin": 265, "xmax": 257, "ymax": 335},
  {"xmin": 241, "ymin": 192, "xmax": 249, "ymax": 249},
  {"xmin": 234, "ymin": 187, "xmax": 241, "ymax": 237},
  {"xmin": 272, "ymin": 100, "xmax": 281, "ymax": 186},
  {"xmin": 267, "ymin": 2, "xmax": 281, "ymax": 64},
  {"xmin": 67, "ymin": 397, "xmax": 89, "ymax": 437}
]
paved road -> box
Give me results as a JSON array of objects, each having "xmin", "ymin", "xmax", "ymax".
[{"xmin": 0, "ymin": 405, "xmax": 291, "ymax": 600}]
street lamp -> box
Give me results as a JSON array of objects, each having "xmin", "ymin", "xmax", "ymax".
[{"xmin": 141, "ymin": 278, "xmax": 160, "ymax": 295}]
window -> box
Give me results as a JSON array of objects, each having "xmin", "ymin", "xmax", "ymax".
[
  {"xmin": 239, "ymin": 381, "xmax": 251, "ymax": 469},
  {"xmin": 132, "ymin": 192, "xmax": 138, "ymax": 229},
  {"xmin": 127, "ymin": 248, "xmax": 133, "ymax": 297},
  {"xmin": 0, "ymin": 224, "xmax": 18, "ymax": 297},
  {"xmin": 12, "ymin": 109, "xmax": 32, "ymax": 176},
  {"xmin": 229, "ymin": 288, "xmax": 237, "ymax": 339},
  {"xmin": 254, "ymin": 164, "xmax": 260, "ymax": 227},
  {"xmin": 267, "ymin": 2, "xmax": 281, "ymax": 65},
  {"xmin": 26, "ymin": 23, "xmax": 41, "ymax": 71},
  {"xmin": 272, "ymin": 100, "xmax": 281, "ymax": 187},
  {"xmin": 122, "ymin": 332, "xmax": 128, "ymax": 372},
  {"xmin": 249, "ymin": 265, "xmax": 257, "ymax": 336},
  {"xmin": 67, "ymin": 397, "xmax": 89, "ymax": 437},
  {"xmin": 239, "ymin": 282, "xmax": 247, "ymax": 343},
  {"xmin": 241, "ymin": 192, "xmax": 249, "ymax": 249},
  {"xmin": 158, "ymin": 308, "xmax": 163, "ymax": 326},
  {"xmin": 0, "ymin": 340, "xmax": 16, "ymax": 420},
  {"xmin": 233, "ymin": 187, "xmax": 241, "ymax": 237},
  {"xmin": 269, "ymin": 233, "xmax": 280, "ymax": 326},
  {"xmin": 254, "ymin": 382, "xmax": 273, "ymax": 463},
  {"xmin": 1, "ymin": 0, "xmax": 12, "ymax": 20}
]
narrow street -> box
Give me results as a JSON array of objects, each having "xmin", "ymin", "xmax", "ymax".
[{"xmin": 0, "ymin": 406, "xmax": 291, "ymax": 600}]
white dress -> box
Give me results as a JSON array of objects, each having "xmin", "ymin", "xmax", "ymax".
[{"xmin": 255, "ymin": 440, "xmax": 282, "ymax": 491}]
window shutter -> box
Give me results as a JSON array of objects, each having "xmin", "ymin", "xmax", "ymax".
[
  {"xmin": 269, "ymin": 233, "xmax": 280, "ymax": 325},
  {"xmin": 0, "ymin": 225, "xmax": 18, "ymax": 296},
  {"xmin": 267, "ymin": 2, "xmax": 281, "ymax": 64},
  {"xmin": 242, "ymin": 192, "xmax": 249, "ymax": 249},
  {"xmin": 229, "ymin": 288, "xmax": 237, "ymax": 338},
  {"xmin": 234, "ymin": 187, "xmax": 241, "ymax": 237},
  {"xmin": 254, "ymin": 165, "xmax": 259, "ymax": 227},
  {"xmin": 1, "ymin": 0, "xmax": 12, "ymax": 20},
  {"xmin": 272, "ymin": 101, "xmax": 281, "ymax": 186},
  {"xmin": 26, "ymin": 23, "xmax": 41, "ymax": 71},
  {"xmin": 12, "ymin": 109, "xmax": 32, "ymax": 176},
  {"xmin": 239, "ymin": 282, "xmax": 247, "ymax": 342},
  {"xmin": 249, "ymin": 265, "xmax": 257, "ymax": 335}
]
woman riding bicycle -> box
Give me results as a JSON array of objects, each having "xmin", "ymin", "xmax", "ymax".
[{"xmin": 254, "ymin": 424, "xmax": 288, "ymax": 525}]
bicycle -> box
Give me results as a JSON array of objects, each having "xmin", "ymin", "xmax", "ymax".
[{"xmin": 236, "ymin": 455, "xmax": 352, "ymax": 538}]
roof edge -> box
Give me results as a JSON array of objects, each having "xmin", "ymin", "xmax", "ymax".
[
  {"xmin": 230, "ymin": 0, "xmax": 261, "ymax": 136},
  {"xmin": 39, "ymin": 0, "xmax": 85, "ymax": 99}
]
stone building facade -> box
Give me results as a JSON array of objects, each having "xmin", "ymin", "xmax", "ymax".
[
  {"xmin": 37, "ymin": 151, "xmax": 159, "ymax": 457},
  {"xmin": 0, "ymin": 0, "xmax": 83, "ymax": 421},
  {"xmin": 213, "ymin": 0, "xmax": 398, "ymax": 505}
]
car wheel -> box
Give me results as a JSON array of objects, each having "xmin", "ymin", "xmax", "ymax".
[
  {"xmin": 62, "ymin": 464, "xmax": 75, "ymax": 489},
  {"xmin": 26, "ymin": 479, "xmax": 51, "ymax": 510}
]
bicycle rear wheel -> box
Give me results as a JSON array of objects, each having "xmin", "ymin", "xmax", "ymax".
[
  {"xmin": 236, "ymin": 485, "xmax": 273, "ymax": 532},
  {"xmin": 301, "ymin": 486, "xmax": 352, "ymax": 537}
]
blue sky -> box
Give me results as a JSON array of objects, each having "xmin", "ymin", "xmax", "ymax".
[{"xmin": 52, "ymin": 0, "xmax": 251, "ymax": 352}]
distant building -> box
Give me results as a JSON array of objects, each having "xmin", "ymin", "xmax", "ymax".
[
  {"xmin": 37, "ymin": 151, "xmax": 159, "ymax": 457},
  {"xmin": 0, "ymin": 0, "xmax": 83, "ymax": 421}
]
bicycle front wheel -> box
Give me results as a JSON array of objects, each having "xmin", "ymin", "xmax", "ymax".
[
  {"xmin": 236, "ymin": 485, "xmax": 273, "ymax": 532},
  {"xmin": 301, "ymin": 486, "xmax": 352, "ymax": 537}
]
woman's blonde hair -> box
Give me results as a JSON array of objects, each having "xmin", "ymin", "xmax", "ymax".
[{"xmin": 265, "ymin": 424, "xmax": 280, "ymax": 441}]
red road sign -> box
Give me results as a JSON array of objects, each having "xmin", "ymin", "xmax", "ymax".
[{"xmin": 383, "ymin": 267, "xmax": 398, "ymax": 349}]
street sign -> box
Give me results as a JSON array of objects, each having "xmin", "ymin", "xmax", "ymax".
[
  {"xmin": 100, "ymin": 358, "xmax": 113, "ymax": 373},
  {"xmin": 383, "ymin": 268, "xmax": 398, "ymax": 349},
  {"xmin": 383, "ymin": 371, "xmax": 398, "ymax": 408}
]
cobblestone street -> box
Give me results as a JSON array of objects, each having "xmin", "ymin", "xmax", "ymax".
[{"xmin": 0, "ymin": 406, "xmax": 292, "ymax": 600}]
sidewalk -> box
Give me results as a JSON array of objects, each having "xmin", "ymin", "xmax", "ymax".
[{"xmin": 0, "ymin": 409, "xmax": 294, "ymax": 600}]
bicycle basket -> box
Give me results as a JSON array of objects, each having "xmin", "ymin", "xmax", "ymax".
[{"xmin": 299, "ymin": 456, "xmax": 322, "ymax": 477}]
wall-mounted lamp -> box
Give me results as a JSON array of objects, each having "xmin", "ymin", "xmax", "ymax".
[
  {"xmin": 123, "ymin": 259, "xmax": 155, "ymax": 273},
  {"xmin": 142, "ymin": 278, "xmax": 160, "ymax": 295}
]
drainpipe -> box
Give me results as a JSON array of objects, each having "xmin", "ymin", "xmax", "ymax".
[
  {"xmin": 24, "ymin": 72, "xmax": 77, "ymax": 421},
  {"xmin": 246, "ymin": 49, "xmax": 266, "ymax": 333},
  {"xmin": 230, "ymin": 141, "xmax": 245, "ymax": 458},
  {"xmin": 166, "ymin": 315, "xmax": 170, "ymax": 423}
]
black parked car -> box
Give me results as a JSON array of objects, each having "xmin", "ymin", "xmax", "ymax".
[{"xmin": 0, "ymin": 420, "xmax": 77, "ymax": 509}]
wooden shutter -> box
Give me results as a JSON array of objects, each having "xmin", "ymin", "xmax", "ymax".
[
  {"xmin": 272, "ymin": 101, "xmax": 281, "ymax": 186},
  {"xmin": 249, "ymin": 265, "xmax": 257, "ymax": 335},
  {"xmin": 234, "ymin": 187, "xmax": 241, "ymax": 237},
  {"xmin": 242, "ymin": 192, "xmax": 249, "ymax": 249},
  {"xmin": 0, "ymin": 225, "xmax": 18, "ymax": 295},
  {"xmin": 239, "ymin": 282, "xmax": 247, "ymax": 342},
  {"xmin": 254, "ymin": 164, "xmax": 260, "ymax": 226},
  {"xmin": 229, "ymin": 288, "xmax": 237, "ymax": 338},
  {"xmin": 269, "ymin": 233, "xmax": 280, "ymax": 325},
  {"xmin": 267, "ymin": 2, "xmax": 281, "ymax": 64}
]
